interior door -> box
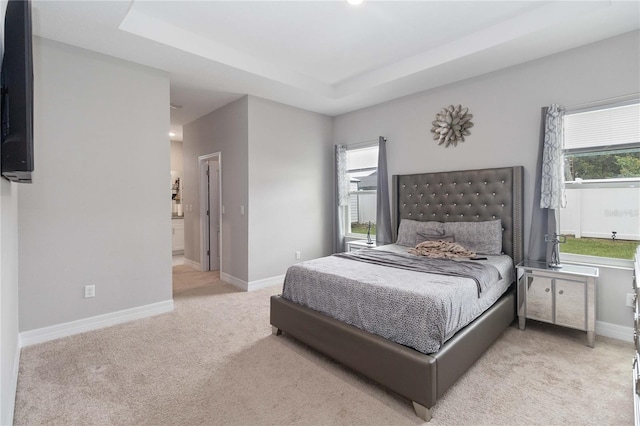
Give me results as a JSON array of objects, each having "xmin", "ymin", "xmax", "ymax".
[{"xmin": 208, "ymin": 159, "xmax": 220, "ymax": 270}]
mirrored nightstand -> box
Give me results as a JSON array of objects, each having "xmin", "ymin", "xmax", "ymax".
[
  {"xmin": 517, "ymin": 260, "xmax": 599, "ymax": 347},
  {"xmin": 345, "ymin": 240, "xmax": 377, "ymax": 252}
]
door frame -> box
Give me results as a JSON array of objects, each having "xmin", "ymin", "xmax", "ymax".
[{"xmin": 198, "ymin": 152, "xmax": 222, "ymax": 271}]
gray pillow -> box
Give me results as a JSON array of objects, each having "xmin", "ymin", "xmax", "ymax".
[
  {"xmin": 444, "ymin": 220, "xmax": 502, "ymax": 254},
  {"xmin": 415, "ymin": 232, "xmax": 455, "ymax": 244},
  {"xmin": 396, "ymin": 219, "xmax": 444, "ymax": 247}
]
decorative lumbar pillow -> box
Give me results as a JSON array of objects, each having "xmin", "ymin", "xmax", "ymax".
[
  {"xmin": 396, "ymin": 219, "xmax": 444, "ymax": 247},
  {"xmin": 443, "ymin": 220, "xmax": 502, "ymax": 254},
  {"xmin": 415, "ymin": 232, "xmax": 455, "ymax": 244}
]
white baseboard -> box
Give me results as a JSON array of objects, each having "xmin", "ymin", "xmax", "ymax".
[
  {"xmin": 220, "ymin": 272, "xmax": 248, "ymax": 291},
  {"xmin": 19, "ymin": 299, "xmax": 174, "ymax": 347},
  {"xmin": 183, "ymin": 258, "xmax": 201, "ymax": 271},
  {"xmin": 248, "ymin": 274, "xmax": 285, "ymax": 291},
  {"xmin": 220, "ymin": 272, "xmax": 284, "ymax": 292},
  {"xmin": 596, "ymin": 320, "xmax": 633, "ymax": 342}
]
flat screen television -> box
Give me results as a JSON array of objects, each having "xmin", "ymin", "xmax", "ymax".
[{"xmin": 1, "ymin": 0, "xmax": 34, "ymax": 183}]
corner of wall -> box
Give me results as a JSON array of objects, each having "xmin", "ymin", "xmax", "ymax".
[
  {"xmin": 0, "ymin": 4, "xmax": 20, "ymax": 424},
  {"xmin": 0, "ymin": 178, "xmax": 20, "ymax": 426},
  {"xmin": 182, "ymin": 96, "xmax": 250, "ymax": 282}
]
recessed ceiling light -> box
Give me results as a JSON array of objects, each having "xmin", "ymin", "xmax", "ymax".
[
  {"xmin": 169, "ymin": 132, "xmax": 176, "ymax": 137},
  {"xmin": 347, "ymin": 0, "xmax": 364, "ymax": 5}
]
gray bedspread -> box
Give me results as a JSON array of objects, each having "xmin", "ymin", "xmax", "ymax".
[
  {"xmin": 281, "ymin": 244, "xmax": 514, "ymax": 354},
  {"xmin": 333, "ymin": 250, "xmax": 501, "ymax": 297}
]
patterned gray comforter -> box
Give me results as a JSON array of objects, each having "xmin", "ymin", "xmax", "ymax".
[
  {"xmin": 281, "ymin": 244, "xmax": 514, "ymax": 354},
  {"xmin": 333, "ymin": 250, "xmax": 501, "ymax": 297}
]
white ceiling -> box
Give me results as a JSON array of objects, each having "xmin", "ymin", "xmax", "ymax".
[{"xmin": 31, "ymin": 1, "xmax": 640, "ymax": 141}]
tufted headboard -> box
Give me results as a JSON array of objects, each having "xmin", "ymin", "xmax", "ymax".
[{"xmin": 392, "ymin": 166, "xmax": 524, "ymax": 265}]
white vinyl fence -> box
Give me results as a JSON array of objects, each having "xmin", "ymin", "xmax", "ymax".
[
  {"xmin": 349, "ymin": 193, "xmax": 376, "ymax": 225},
  {"xmin": 560, "ymin": 186, "xmax": 640, "ymax": 241}
]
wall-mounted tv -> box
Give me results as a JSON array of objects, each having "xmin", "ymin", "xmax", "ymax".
[{"xmin": 1, "ymin": 0, "xmax": 34, "ymax": 183}]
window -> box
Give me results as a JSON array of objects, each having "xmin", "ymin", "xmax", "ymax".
[
  {"xmin": 560, "ymin": 101, "xmax": 640, "ymax": 260},
  {"xmin": 345, "ymin": 145, "xmax": 378, "ymax": 236}
]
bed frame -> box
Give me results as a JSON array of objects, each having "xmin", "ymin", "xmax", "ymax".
[{"xmin": 270, "ymin": 166, "xmax": 524, "ymax": 421}]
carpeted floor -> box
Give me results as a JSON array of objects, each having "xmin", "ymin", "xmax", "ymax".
[{"xmin": 14, "ymin": 265, "xmax": 633, "ymax": 425}]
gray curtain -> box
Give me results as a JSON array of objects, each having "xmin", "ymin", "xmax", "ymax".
[
  {"xmin": 528, "ymin": 106, "xmax": 564, "ymax": 262},
  {"xmin": 376, "ymin": 137, "xmax": 393, "ymax": 245},
  {"xmin": 334, "ymin": 145, "xmax": 348, "ymax": 253},
  {"xmin": 540, "ymin": 105, "xmax": 566, "ymax": 209}
]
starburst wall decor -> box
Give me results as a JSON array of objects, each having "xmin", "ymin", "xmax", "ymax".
[{"xmin": 431, "ymin": 105, "xmax": 474, "ymax": 147}]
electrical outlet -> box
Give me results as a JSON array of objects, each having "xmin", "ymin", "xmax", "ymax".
[
  {"xmin": 295, "ymin": 251, "xmax": 301, "ymax": 260},
  {"xmin": 626, "ymin": 293, "xmax": 635, "ymax": 307},
  {"xmin": 85, "ymin": 285, "xmax": 95, "ymax": 298}
]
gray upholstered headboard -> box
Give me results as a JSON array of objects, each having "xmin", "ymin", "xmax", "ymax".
[{"xmin": 392, "ymin": 166, "xmax": 524, "ymax": 265}]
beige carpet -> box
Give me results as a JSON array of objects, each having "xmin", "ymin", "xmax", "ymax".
[{"xmin": 14, "ymin": 265, "xmax": 633, "ymax": 425}]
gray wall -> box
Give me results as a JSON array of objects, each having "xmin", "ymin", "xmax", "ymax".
[
  {"xmin": 0, "ymin": 0, "xmax": 20, "ymax": 422},
  {"xmin": 333, "ymin": 30, "xmax": 640, "ymax": 327},
  {"xmin": 597, "ymin": 266, "xmax": 635, "ymax": 327},
  {"xmin": 182, "ymin": 96, "xmax": 333, "ymax": 285},
  {"xmin": 183, "ymin": 97, "xmax": 249, "ymax": 280},
  {"xmin": 19, "ymin": 38, "xmax": 172, "ymax": 331},
  {"xmin": 170, "ymin": 140, "xmax": 183, "ymax": 173},
  {"xmin": 247, "ymin": 96, "xmax": 333, "ymax": 282}
]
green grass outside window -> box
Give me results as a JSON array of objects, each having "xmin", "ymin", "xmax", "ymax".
[
  {"xmin": 350, "ymin": 222, "xmax": 376, "ymax": 236},
  {"xmin": 561, "ymin": 236, "xmax": 639, "ymax": 260}
]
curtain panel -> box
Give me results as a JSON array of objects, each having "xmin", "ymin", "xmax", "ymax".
[
  {"xmin": 376, "ymin": 137, "xmax": 393, "ymax": 245},
  {"xmin": 528, "ymin": 105, "xmax": 565, "ymax": 263},
  {"xmin": 540, "ymin": 104, "xmax": 566, "ymax": 209},
  {"xmin": 334, "ymin": 145, "xmax": 348, "ymax": 253}
]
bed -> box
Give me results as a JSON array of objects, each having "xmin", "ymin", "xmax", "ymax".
[{"xmin": 270, "ymin": 166, "xmax": 524, "ymax": 421}]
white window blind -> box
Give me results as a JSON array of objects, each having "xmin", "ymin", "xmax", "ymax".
[
  {"xmin": 346, "ymin": 145, "xmax": 378, "ymax": 170},
  {"xmin": 564, "ymin": 103, "xmax": 640, "ymax": 150}
]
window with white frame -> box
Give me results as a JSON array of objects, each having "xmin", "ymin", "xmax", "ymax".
[
  {"xmin": 560, "ymin": 101, "xmax": 640, "ymax": 260},
  {"xmin": 345, "ymin": 145, "xmax": 378, "ymax": 236}
]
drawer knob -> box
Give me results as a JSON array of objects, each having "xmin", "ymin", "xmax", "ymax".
[
  {"xmin": 559, "ymin": 290, "xmax": 564, "ymax": 295},
  {"xmin": 545, "ymin": 288, "xmax": 550, "ymax": 293}
]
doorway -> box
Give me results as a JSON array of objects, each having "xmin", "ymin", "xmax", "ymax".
[{"xmin": 199, "ymin": 153, "xmax": 221, "ymax": 271}]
